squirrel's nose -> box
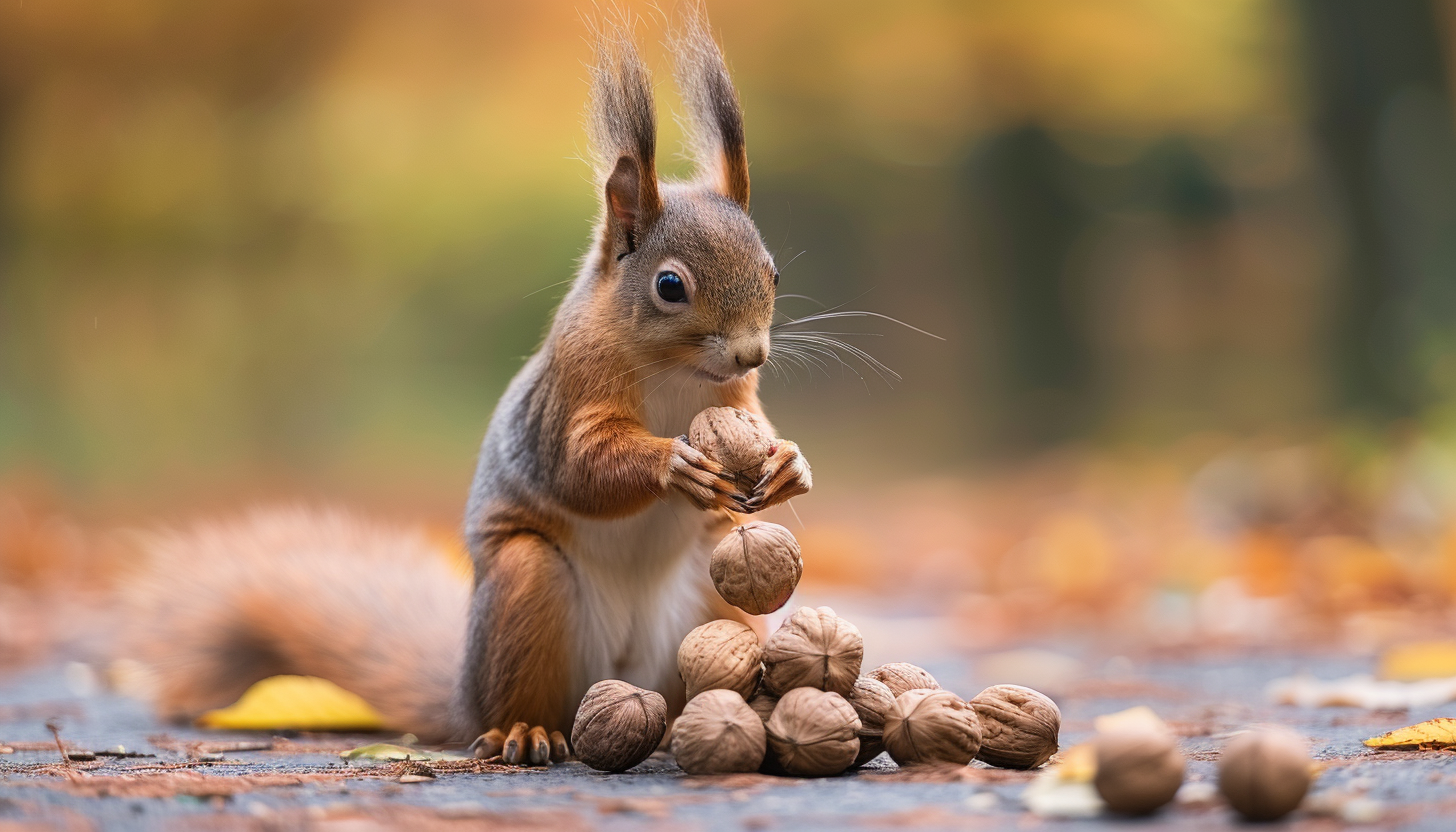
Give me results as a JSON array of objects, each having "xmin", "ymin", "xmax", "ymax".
[{"xmin": 733, "ymin": 344, "xmax": 767, "ymax": 370}]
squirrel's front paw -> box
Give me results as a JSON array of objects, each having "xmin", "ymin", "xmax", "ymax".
[
  {"xmin": 470, "ymin": 723, "xmax": 570, "ymax": 766},
  {"xmin": 743, "ymin": 439, "xmax": 812, "ymax": 511},
  {"xmin": 669, "ymin": 437, "xmax": 748, "ymax": 512}
]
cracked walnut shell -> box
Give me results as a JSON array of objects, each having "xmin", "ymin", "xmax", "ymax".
[
  {"xmin": 678, "ymin": 619, "xmax": 763, "ymax": 701},
  {"xmin": 688, "ymin": 407, "xmax": 775, "ymax": 490},
  {"xmin": 764, "ymin": 687, "xmax": 861, "ymax": 777},
  {"xmin": 882, "ymin": 688, "xmax": 983, "ymax": 767},
  {"xmin": 971, "ymin": 684, "xmax": 1060, "ymax": 769},
  {"xmin": 571, "ymin": 680, "xmax": 668, "ymax": 773},
  {"xmin": 711, "ymin": 522, "xmax": 803, "ymax": 615},
  {"xmin": 762, "ymin": 606, "xmax": 863, "ymax": 698}
]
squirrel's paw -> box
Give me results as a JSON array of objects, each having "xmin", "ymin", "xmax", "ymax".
[
  {"xmin": 470, "ymin": 724, "xmax": 570, "ymax": 766},
  {"xmin": 743, "ymin": 439, "xmax": 812, "ymax": 512},
  {"xmin": 669, "ymin": 436, "xmax": 748, "ymax": 512}
]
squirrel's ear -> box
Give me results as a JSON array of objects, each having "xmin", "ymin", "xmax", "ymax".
[
  {"xmin": 589, "ymin": 17, "xmax": 661, "ymax": 256},
  {"xmin": 673, "ymin": 3, "xmax": 749, "ymax": 210}
]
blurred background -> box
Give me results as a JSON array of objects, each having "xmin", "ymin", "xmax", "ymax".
[{"xmin": 6, "ymin": 0, "xmax": 1456, "ymax": 669}]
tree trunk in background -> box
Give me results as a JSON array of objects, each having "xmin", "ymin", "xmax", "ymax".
[
  {"xmin": 961, "ymin": 126, "xmax": 1095, "ymax": 449},
  {"xmin": 1297, "ymin": 0, "xmax": 1456, "ymax": 418}
]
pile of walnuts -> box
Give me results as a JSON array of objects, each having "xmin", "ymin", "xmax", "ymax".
[{"xmin": 568, "ymin": 407, "xmax": 1064, "ymax": 778}]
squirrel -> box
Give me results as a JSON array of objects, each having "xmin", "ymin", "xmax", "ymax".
[{"xmin": 122, "ymin": 8, "xmax": 811, "ymax": 766}]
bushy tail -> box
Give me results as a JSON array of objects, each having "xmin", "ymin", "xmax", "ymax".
[{"xmin": 121, "ymin": 508, "xmax": 468, "ymax": 743}]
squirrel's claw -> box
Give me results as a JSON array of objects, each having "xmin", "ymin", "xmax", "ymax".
[
  {"xmin": 669, "ymin": 437, "xmax": 742, "ymax": 511},
  {"xmin": 473, "ymin": 724, "xmax": 567, "ymax": 767},
  {"xmin": 746, "ymin": 440, "xmax": 812, "ymax": 511}
]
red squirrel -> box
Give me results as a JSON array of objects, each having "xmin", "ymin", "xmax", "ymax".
[{"xmin": 124, "ymin": 8, "xmax": 811, "ymax": 765}]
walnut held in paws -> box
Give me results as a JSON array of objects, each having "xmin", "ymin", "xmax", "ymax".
[
  {"xmin": 671, "ymin": 690, "xmax": 767, "ymax": 774},
  {"xmin": 711, "ymin": 522, "xmax": 802, "ymax": 615},
  {"xmin": 867, "ymin": 662, "xmax": 940, "ymax": 698},
  {"xmin": 762, "ymin": 606, "xmax": 863, "ymax": 698},
  {"xmin": 1093, "ymin": 728, "xmax": 1185, "ymax": 815},
  {"xmin": 971, "ymin": 684, "xmax": 1060, "ymax": 769},
  {"xmin": 764, "ymin": 687, "xmax": 861, "ymax": 777},
  {"xmin": 1218, "ymin": 727, "xmax": 1311, "ymax": 821},
  {"xmin": 882, "ymin": 688, "xmax": 983, "ymax": 767},
  {"xmin": 678, "ymin": 619, "xmax": 763, "ymax": 701},
  {"xmin": 688, "ymin": 407, "xmax": 775, "ymax": 491},
  {"xmin": 571, "ymin": 680, "xmax": 668, "ymax": 773},
  {"xmin": 848, "ymin": 675, "xmax": 896, "ymax": 766}
]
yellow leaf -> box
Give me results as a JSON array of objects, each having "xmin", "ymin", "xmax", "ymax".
[
  {"xmin": 1052, "ymin": 742, "xmax": 1096, "ymax": 783},
  {"xmin": 1363, "ymin": 718, "xmax": 1456, "ymax": 750},
  {"xmin": 1094, "ymin": 705, "xmax": 1167, "ymax": 735},
  {"xmin": 1379, "ymin": 642, "xmax": 1456, "ymax": 682},
  {"xmin": 198, "ymin": 675, "xmax": 385, "ymax": 731}
]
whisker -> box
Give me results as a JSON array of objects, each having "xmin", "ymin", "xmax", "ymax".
[{"xmin": 773, "ymin": 310, "xmax": 944, "ymax": 340}]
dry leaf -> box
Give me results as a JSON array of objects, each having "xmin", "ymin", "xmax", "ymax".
[
  {"xmin": 339, "ymin": 743, "xmax": 466, "ymax": 762},
  {"xmin": 1379, "ymin": 642, "xmax": 1456, "ymax": 682},
  {"xmin": 1363, "ymin": 718, "xmax": 1456, "ymax": 750},
  {"xmin": 1268, "ymin": 673, "xmax": 1456, "ymax": 710},
  {"xmin": 198, "ymin": 675, "xmax": 386, "ymax": 731},
  {"xmin": 1093, "ymin": 706, "xmax": 1168, "ymax": 735}
]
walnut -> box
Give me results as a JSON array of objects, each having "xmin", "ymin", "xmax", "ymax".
[
  {"xmin": 678, "ymin": 619, "xmax": 763, "ymax": 701},
  {"xmin": 848, "ymin": 675, "xmax": 896, "ymax": 766},
  {"xmin": 1217, "ymin": 727, "xmax": 1311, "ymax": 821},
  {"xmin": 670, "ymin": 690, "xmax": 766, "ymax": 775},
  {"xmin": 746, "ymin": 690, "xmax": 778, "ymax": 725},
  {"xmin": 882, "ymin": 689, "xmax": 983, "ymax": 766},
  {"xmin": 762, "ymin": 606, "xmax": 863, "ymax": 698},
  {"xmin": 571, "ymin": 680, "xmax": 668, "ymax": 773},
  {"xmin": 971, "ymin": 684, "xmax": 1060, "ymax": 769},
  {"xmin": 689, "ymin": 407, "xmax": 775, "ymax": 491},
  {"xmin": 711, "ymin": 523, "xmax": 802, "ymax": 615},
  {"xmin": 1093, "ymin": 728, "xmax": 1186, "ymax": 815},
  {"xmin": 867, "ymin": 662, "xmax": 940, "ymax": 698},
  {"xmin": 764, "ymin": 687, "xmax": 861, "ymax": 777}
]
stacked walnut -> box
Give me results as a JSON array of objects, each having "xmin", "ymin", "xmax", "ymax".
[{"xmin": 567, "ymin": 407, "xmax": 1063, "ymax": 778}]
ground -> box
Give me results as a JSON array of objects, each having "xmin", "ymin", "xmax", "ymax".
[{"xmin": 4, "ymin": 614, "xmax": 1454, "ymax": 832}]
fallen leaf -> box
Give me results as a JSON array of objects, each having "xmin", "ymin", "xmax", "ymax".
[
  {"xmin": 1094, "ymin": 705, "xmax": 1168, "ymax": 735},
  {"xmin": 339, "ymin": 743, "xmax": 466, "ymax": 762},
  {"xmin": 1380, "ymin": 642, "xmax": 1456, "ymax": 682},
  {"xmin": 197, "ymin": 675, "xmax": 385, "ymax": 731},
  {"xmin": 1268, "ymin": 673, "xmax": 1456, "ymax": 709},
  {"xmin": 1363, "ymin": 718, "xmax": 1456, "ymax": 750}
]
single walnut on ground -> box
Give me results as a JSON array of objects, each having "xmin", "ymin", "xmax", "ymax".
[
  {"xmin": 571, "ymin": 680, "xmax": 668, "ymax": 773},
  {"xmin": 671, "ymin": 689, "xmax": 766, "ymax": 775},
  {"xmin": 678, "ymin": 619, "xmax": 763, "ymax": 701},
  {"xmin": 689, "ymin": 407, "xmax": 775, "ymax": 491},
  {"xmin": 762, "ymin": 606, "xmax": 863, "ymax": 698},
  {"xmin": 848, "ymin": 675, "xmax": 896, "ymax": 766},
  {"xmin": 971, "ymin": 684, "xmax": 1060, "ymax": 769},
  {"xmin": 1093, "ymin": 728, "xmax": 1185, "ymax": 815},
  {"xmin": 711, "ymin": 522, "xmax": 802, "ymax": 615},
  {"xmin": 764, "ymin": 687, "xmax": 861, "ymax": 777},
  {"xmin": 882, "ymin": 689, "xmax": 983, "ymax": 767},
  {"xmin": 1218, "ymin": 727, "xmax": 1311, "ymax": 821},
  {"xmin": 867, "ymin": 662, "xmax": 940, "ymax": 698}
]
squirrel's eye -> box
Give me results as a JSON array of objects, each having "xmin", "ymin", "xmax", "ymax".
[
  {"xmin": 772, "ymin": 271, "xmax": 780, "ymax": 286},
  {"xmin": 656, "ymin": 271, "xmax": 687, "ymax": 303}
]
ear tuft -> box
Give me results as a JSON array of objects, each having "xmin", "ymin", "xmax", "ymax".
[
  {"xmin": 588, "ymin": 13, "xmax": 661, "ymax": 256},
  {"xmin": 671, "ymin": 2, "xmax": 749, "ymax": 209}
]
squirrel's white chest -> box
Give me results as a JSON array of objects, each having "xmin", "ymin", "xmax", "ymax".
[{"xmin": 640, "ymin": 367, "xmax": 729, "ymax": 438}]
